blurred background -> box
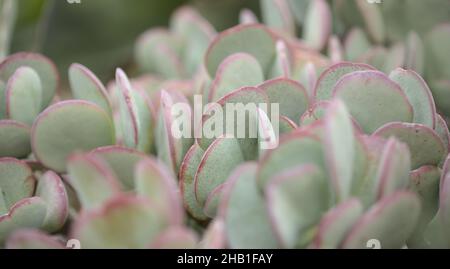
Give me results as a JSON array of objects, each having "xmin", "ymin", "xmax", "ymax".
[
  {"xmin": 4, "ymin": 0, "xmax": 450, "ymax": 86},
  {"xmin": 6, "ymin": 0, "xmax": 260, "ymax": 84}
]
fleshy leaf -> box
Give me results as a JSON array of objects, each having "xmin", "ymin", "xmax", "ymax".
[
  {"xmin": 115, "ymin": 68, "xmax": 153, "ymax": 153},
  {"xmin": 405, "ymin": 32, "xmax": 425, "ymax": 75},
  {"xmin": 373, "ymin": 122, "xmax": 447, "ymax": 169},
  {"xmin": 36, "ymin": 171, "xmax": 69, "ymax": 232},
  {"xmin": 260, "ymin": 0, "xmax": 295, "ymax": 35},
  {"xmin": 179, "ymin": 143, "xmax": 208, "ymax": 221},
  {"xmin": 314, "ymin": 62, "xmax": 375, "ymax": 101},
  {"xmin": 31, "ymin": 100, "xmax": 115, "ymax": 172},
  {"xmin": 259, "ymin": 78, "xmax": 309, "ymax": 122},
  {"xmin": 0, "ymin": 52, "xmax": 59, "ymax": 109},
  {"xmin": 408, "ymin": 166, "xmax": 440, "ymax": 248},
  {"xmin": 332, "ymin": 70, "xmax": 413, "ymax": 133},
  {"xmin": 199, "ymin": 218, "xmax": 226, "ymax": 249},
  {"xmin": 430, "ymin": 80, "xmax": 450, "ymax": 117},
  {"xmin": 374, "ymin": 138, "xmax": 411, "ymax": 199},
  {"xmin": 67, "ymin": 153, "xmax": 121, "ymax": 209},
  {"xmin": 435, "ymin": 115, "xmax": 450, "ymax": 152},
  {"xmin": 0, "ymin": 158, "xmax": 35, "ymax": 210},
  {"xmin": 0, "ymin": 120, "xmax": 31, "ymax": 158},
  {"xmin": 90, "ymin": 146, "xmax": 147, "ymax": 190},
  {"xmin": 258, "ymin": 131, "xmax": 325, "ymax": 188},
  {"xmin": 150, "ymin": 226, "xmax": 198, "ymax": 249},
  {"xmin": 205, "ymin": 24, "xmax": 276, "ymax": 77},
  {"xmin": 303, "ymin": 0, "xmax": 331, "ymax": 51},
  {"xmin": 344, "ymin": 28, "xmax": 371, "ymax": 61},
  {"xmin": 323, "ymin": 99, "xmax": 354, "ymax": 202},
  {"xmin": 354, "ymin": 0, "xmax": 385, "ymax": 44},
  {"xmin": 5, "ymin": 67, "xmax": 42, "ymax": 125},
  {"xmin": 389, "ymin": 68, "xmax": 436, "ymax": 128},
  {"xmin": 195, "ymin": 136, "xmax": 244, "ymax": 207},
  {"xmin": 0, "ymin": 197, "xmax": 47, "ymax": 244},
  {"xmin": 342, "ymin": 191, "xmax": 420, "ymax": 249},
  {"xmin": 70, "ymin": 195, "xmax": 168, "ymax": 249},
  {"xmin": 219, "ymin": 163, "xmax": 278, "ymax": 248},
  {"xmin": 209, "ymin": 53, "xmax": 264, "ymax": 102},
  {"xmin": 135, "ymin": 158, "xmax": 183, "ymax": 225},
  {"xmin": 382, "ymin": 43, "xmax": 406, "ymax": 74},
  {"xmin": 311, "ymin": 199, "xmax": 363, "ymax": 249},
  {"xmin": 69, "ymin": 63, "xmax": 112, "ymax": 116},
  {"xmin": 266, "ymin": 164, "xmax": 329, "ymax": 248},
  {"xmin": 203, "ymin": 184, "xmax": 224, "ymax": 218},
  {"xmin": 5, "ymin": 229, "xmax": 65, "ymax": 249}
]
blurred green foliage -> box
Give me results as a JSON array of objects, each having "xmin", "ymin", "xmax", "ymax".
[{"xmin": 9, "ymin": 0, "xmax": 258, "ymax": 85}]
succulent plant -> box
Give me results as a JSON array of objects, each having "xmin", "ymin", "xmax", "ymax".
[{"xmin": 1, "ymin": 1, "xmax": 450, "ymax": 249}]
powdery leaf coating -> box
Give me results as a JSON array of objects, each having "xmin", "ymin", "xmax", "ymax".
[
  {"xmin": 67, "ymin": 153, "xmax": 121, "ymax": 209},
  {"xmin": 314, "ymin": 62, "xmax": 375, "ymax": 101},
  {"xmin": 266, "ymin": 164, "xmax": 329, "ymax": 248},
  {"xmin": 373, "ymin": 122, "xmax": 447, "ymax": 170},
  {"xmin": 0, "ymin": 52, "xmax": 59, "ymax": 109},
  {"xmin": 260, "ymin": 0, "xmax": 295, "ymax": 35},
  {"xmin": 35, "ymin": 171, "xmax": 69, "ymax": 232},
  {"xmin": 311, "ymin": 199, "xmax": 363, "ymax": 249},
  {"xmin": 0, "ymin": 158, "xmax": 35, "ymax": 210},
  {"xmin": 259, "ymin": 78, "xmax": 309, "ymax": 122},
  {"xmin": 389, "ymin": 68, "xmax": 436, "ymax": 129},
  {"xmin": 5, "ymin": 67, "xmax": 42, "ymax": 125},
  {"xmin": 194, "ymin": 136, "xmax": 244, "ymax": 207},
  {"xmin": 179, "ymin": 143, "xmax": 208, "ymax": 221},
  {"xmin": 70, "ymin": 195, "xmax": 168, "ymax": 249},
  {"xmin": 323, "ymin": 99, "xmax": 355, "ymax": 202},
  {"xmin": 219, "ymin": 163, "xmax": 278, "ymax": 249},
  {"xmin": 0, "ymin": 197, "xmax": 47, "ymax": 244},
  {"xmin": 5, "ymin": 229, "xmax": 66, "ymax": 249},
  {"xmin": 209, "ymin": 53, "xmax": 264, "ymax": 102},
  {"xmin": 342, "ymin": 191, "xmax": 420, "ymax": 249},
  {"xmin": 69, "ymin": 63, "xmax": 112, "ymax": 116},
  {"xmin": 0, "ymin": 120, "xmax": 31, "ymax": 158},
  {"xmin": 332, "ymin": 70, "xmax": 413, "ymax": 134},
  {"xmin": 303, "ymin": 0, "xmax": 332, "ymax": 51},
  {"xmin": 31, "ymin": 100, "xmax": 115, "ymax": 173},
  {"xmin": 205, "ymin": 24, "xmax": 277, "ymax": 78}
]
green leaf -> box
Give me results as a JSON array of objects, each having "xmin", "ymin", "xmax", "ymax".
[
  {"xmin": 333, "ymin": 70, "xmax": 413, "ymax": 133},
  {"xmin": 5, "ymin": 229, "xmax": 65, "ymax": 249},
  {"xmin": 266, "ymin": 164, "xmax": 329, "ymax": 248},
  {"xmin": 35, "ymin": 171, "xmax": 68, "ymax": 232},
  {"xmin": 150, "ymin": 226, "xmax": 198, "ymax": 249},
  {"xmin": 374, "ymin": 138, "xmax": 411, "ymax": 200},
  {"xmin": 354, "ymin": 0, "xmax": 385, "ymax": 44},
  {"xmin": 115, "ymin": 68, "xmax": 154, "ymax": 153},
  {"xmin": 209, "ymin": 53, "xmax": 264, "ymax": 102},
  {"xmin": 220, "ymin": 163, "xmax": 278, "ymax": 248},
  {"xmin": 425, "ymin": 23, "xmax": 450, "ymax": 81},
  {"xmin": 71, "ymin": 195, "xmax": 168, "ymax": 249},
  {"xmin": 195, "ymin": 136, "xmax": 244, "ymax": 207},
  {"xmin": 5, "ymin": 67, "xmax": 42, "ymax": 125},
  {"xmin": 179, "ymin": 143, "xmax": 208, "ymax": 221},
  {"xmin": 0, "ymin": 120, "xmax": 31, "ymax": 158},
  {"xmin": 303, "ymin": 0, "xmax": 331, "ymax": 51},
  {"xmin": 67, "ymin": 153, "xmax": 121, "ymax": 209},
  {"xmin": 344, "ymin": 28, "xmax": 371, "ymax": 61},
  {"xmin": 314, "ymin": 62, "xmax": 375, "ymax": 101},
  {"xmin": 258, "ymin": 131, "xmax": 326, "ymax": 188},
  {"xmin": 373, "ymin": 122, "xmax": 447, "ymax": 169},
  {"xmin": 0, "ymin": 158, "xmax": 35, "ymax": 209},
  {"xmin": 342, "ymin": 191, "xmax": 420, "ymax": 249},
  {"xmin": 323, "ymin": 99, "xmax": 355, "ymax": 202},
  {"xmin": 389, "ymin": 68, "xmax": 437, "ymax": 129},
  {"xmin": 0, "ymin": 197, "xmax": 47, "ymax": 244},
  {"xmin": 311, "ymin": 199, "xmax": 363, "ymax": 249},
  {"xmin": 69, "ymin": 63, "xmax": 112, "ymax": 116},
  {"xmin": 31, "ymin": 100, "xmax": 115, "ymax": 172},
  {"xmin": 405, "ymin": 32, "xmax": 425, "ymax": 75},
  {"xmin": 205, "ymin": 24, "xmax": 276, "ymax": 78},
  {"xmin": 203, "ymin": 184, "xmax": 224, "ymax": 218},
  {"xmin": 260, "ymin": 0, "xmax": 295, "ymax": 35},
  {"xmin": 0, "ymin": 52, "xmax": 58, "ymax": 109},
  {"xmin": 135, "ymin": 158, "xmax": 183, "ymax": 225},
  {"xmin": 435, "ymin": 115, "xmax": 450, "ymax": 152},
  {"xmin": 408, "ymin": 166, "xmax": 440, "ymax": 248},
  {"xmin": 259, "ymin": 78, "xmax": 309, "ymax": 123}
]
